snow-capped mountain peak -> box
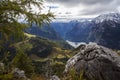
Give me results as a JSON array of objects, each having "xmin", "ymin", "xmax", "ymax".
[{"xmin": 93, "ymin": 13, "xmax": 120, "ymax": 24}]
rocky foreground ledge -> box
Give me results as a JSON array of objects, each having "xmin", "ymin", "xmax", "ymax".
[{"xmin": 64, "ymin": 42, "xmax": 120, "ymax": 80}]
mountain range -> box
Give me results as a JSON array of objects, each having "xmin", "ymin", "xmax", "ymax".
[
  {"xmin": 26, "ymin": 13, "xmax": 120, "ymax": 50},
  {"xmin": 88, "ymin": 13, "xmax": 120, "ymax": 49}
]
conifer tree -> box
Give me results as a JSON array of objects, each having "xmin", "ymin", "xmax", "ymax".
[
  {"xmin": 0, "ymin": 0, "xmax": 54, "ymax": 44},
  {"xmin": 12, "ymin": 49, "xmax": 34, "ymax": 77}
]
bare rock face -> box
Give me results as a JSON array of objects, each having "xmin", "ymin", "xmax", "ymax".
[{"xmin": 64, "ymin": 42, "xmax": 120, "ymax": 80}]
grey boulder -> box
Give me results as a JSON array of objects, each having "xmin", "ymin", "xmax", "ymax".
[{"xmin": 64, "ymin": 42, "xmax": 120, "ymax": 80}]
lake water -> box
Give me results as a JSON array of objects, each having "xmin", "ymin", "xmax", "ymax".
[{"xmin": 66, "ymin": 40, "xmax": 86, "ymax": 48}]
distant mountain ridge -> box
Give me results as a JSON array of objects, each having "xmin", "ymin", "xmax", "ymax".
[
  {"xmin": 51, "ymin": 21, "xmax": 76, "ymax": 39},
  {"xmin": 26, "ymin": 24, "xmax": 73, "ymax": 49},
  {"xmin": 92, "ymin": 13, "xmax": 120, "ymax": 24},
  {"xmin": 53, "ymin": 13, "xmax": 120, "ymax": 49},
  {"xmin": 26, "ymin": 24, "xmax": 62, "ymax": 41},
  {"xmin": 26, "ymin": 13, "xmax": 120, "ymax": 49},
  {"xmin": 66, "ymin": 20, "xmax": 93, "ymax": 42}
]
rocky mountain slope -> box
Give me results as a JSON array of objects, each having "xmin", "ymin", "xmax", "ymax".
[
  {"xmin": 26, "ymin": 24, "xmax": 62, "ymax": 41},
  {"xmin": 51, "ymin": 21, "xmax": 75, "ymax": 39},
  {"xmin": 66, "ymin": 20, "xmax": 93, "ymax": 42},
  {"xmin": 88, "ymin": 13, "xmax": 120, "ymax": 49}
]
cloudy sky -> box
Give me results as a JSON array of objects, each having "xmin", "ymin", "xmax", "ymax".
[{"xmin": 42, "ymin": 0, "xmax": 120, "ymax": 19}]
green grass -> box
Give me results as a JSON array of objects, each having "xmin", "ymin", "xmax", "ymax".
[
  {"xmin": 0, "ymin": 74, "xmax": 13, "ymax": 80},
  {"xmin": 24, "ymin": 33, "xmax": 36, "ymax": 38}
]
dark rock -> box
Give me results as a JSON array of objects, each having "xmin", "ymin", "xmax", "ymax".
[{"xmin": 64, "ymin": 42, "xmax": 120, "ymax": 80}]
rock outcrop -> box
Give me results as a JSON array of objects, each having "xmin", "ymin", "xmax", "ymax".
[
  {"xmin": 12, "ymin": 68, "xmax": 28, "ymax": 79},
  {"xmin": 0, "ymin": 63, "xmax": 4, "ymax": 74},
  {"xmin": 50, "ymin": 75, "xmax": 60, "ymax": 80},
  {"xmin": 64, "ymin": 42, "xmax": 120, "ymax": 80}
]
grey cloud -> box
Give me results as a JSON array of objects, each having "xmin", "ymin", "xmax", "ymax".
[
  {"xmin": 46, "ymin": 0, "xmax": 120, "ymax": 17},
  {"xmin": 79, "ymin": 0, "xmax": 120, "ymax": 16},
  {"xmin": 79, "ymin": 4, "xmax": 118, "ymax": 16},
  {"xmin": 47, "ymin": 0, "xmax": 114, "ymax": 7}
]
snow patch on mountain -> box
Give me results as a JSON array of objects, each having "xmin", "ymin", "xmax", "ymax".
[{"xmin": 93, "ymin": 13, "xmax": 120, "ymax": 24}]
